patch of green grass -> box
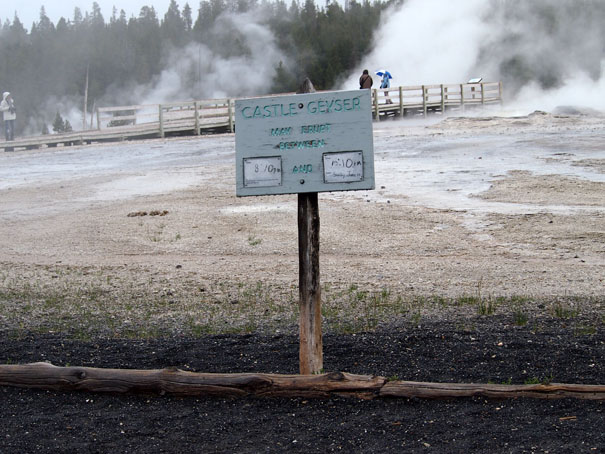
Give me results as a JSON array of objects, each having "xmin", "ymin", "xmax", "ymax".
[
  {"xmin": 487, "ymin": 377, "xmax": 512, "ymax": 385},
  {"xmin": 524, "ymin": 374, "xmax": 554, "ymax": 385},
  {"xmin": 524, "ymin": 377, "xmax": 541, "ymax": 385},
  {"xmin": 2, "ymin": 264, "xmax": 603, "ymax": 340},
  {"xmin": 552, "ymin": 301, "xmax": 579, "ymax": 319},
  {"xmin": 247, "ymin": 235, "xmax": 262, "ymax": 246},
  {"xmin": 410, "ymin": 311, "xmax": 422, "ymax": 326},
  {"xmin": 477, "ymin": 297, "xmax": 497, "ymax": 316},
  {"xmin": 189, "ymin": 323, "xmax": 214, "ymax": 336},
  {"xmin": 513, "ymin": 309, "xmax": 529, "ymax": 326},
  {"xmin": 455, "ymin": 295, "xmax": 480, "ymax": 306},
  {"xmin": 431, "ymin": 295, "xmax": 449, "ymax": 307},
  {"xmin": 509, "ymin": 295, "xmax": 533, "ymax": 305},
  {"xmin": 322, "ymin": 285, "xmax": 400, "ymax": 333}
]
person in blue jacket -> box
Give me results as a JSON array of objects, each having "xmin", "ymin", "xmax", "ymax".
[{"xmin": 380, "ymin": 74, "xmax": 393, "ymax": 104}]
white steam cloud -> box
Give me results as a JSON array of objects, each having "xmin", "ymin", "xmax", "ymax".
[
  {"xmin": 113, "ymin": 9, "xmax": 286, "ymax": 105},
  {"xmin": 343, "ymin": 0, "xmax": 491, "ymax": 87},
  {"xmin": 34, "ymin": 9, "xmax": 287, "ymax": 133},
  {"xmin": 512, "ymin": 63, "xmax": 605, "ymax": 113},
  {"xmin": 24, "ymin": 95, "xmax": 87, "ymax": 136},
  {"xmin": 345, "ymin": 0, "xmax": 605, "ymax": 114}
]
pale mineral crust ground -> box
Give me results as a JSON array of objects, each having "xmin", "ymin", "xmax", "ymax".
[{"xmin": 0, "ymin": 111, "xmax": 604, "ymax": 453}]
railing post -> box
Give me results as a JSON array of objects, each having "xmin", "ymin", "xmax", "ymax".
[
  {"xmin": 422, "ymin": 85, "xmax": 427, "ymax": 116},
  {"xmin": 372, "ymin": 89, "xmax": 379, "ymax": 120},
  {"xmin": 228, "ymin": 99, "xmax": 234, "ymax": 133},
  {"xmin": 460, "ymin": 84, "xmax": 465, "ymax": 113},
  {"xmin": 398, "ymin": 86, "xmax": 404, "ymax": 117},
  {"xmin": 96, "ymin": 108, "xmax": 101, "ymax": 130},
  {"xmin": 499, "ymin": 81, "xmax": 503, "ymax": 104},
  {"xmin": 194, "ymin": 101, "xmax": 200, "ymax": 135},
  {"xmin": 159, "ymin": 104, "xmax": 164, "ymax": 138},
  {"xmin": 481, "ymin": 82, "xmax": 485, "ymax": 104},
  {"xmin": 440, "ymin": 84, "xmax": 445, "ymax": 114}
]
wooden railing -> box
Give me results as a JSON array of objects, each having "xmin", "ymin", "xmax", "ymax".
[
  {"xmin": 96, "ymin": 98, "xmax": 234, "ymax": 138},
  {"xmin": 371, "ymin": 81, "xmax": 502, "ymax": 119},
  {"xmin": 0, "ymin": 81, "xmax": 502, "ymax": 151}
]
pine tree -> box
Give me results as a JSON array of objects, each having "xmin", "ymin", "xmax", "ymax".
[
  {"xmin": 37, "ymin": 6, "xmax": 54, "ymax": 33},
  {"xmin": 162, "ymin": 0, "xmax": 187, "ymax": 46},
  {"xmin": 183, "ymin": 3, "xmax": 193, "ymax": 32},
  {"xmin": 52, "ymin": 112, "xmax": 65, "ymax": 133},
  {"xmin": 272, "ymin": 61, "xmax": 297, "ymax": 93}
]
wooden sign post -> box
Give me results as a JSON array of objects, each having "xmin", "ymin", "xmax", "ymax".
[
  {"xmin": 234, "ymin": 81, "xmax": 374, "ymax": 374},
  {"xmin": 296, "ymin": 79, "xmax": 323, "ymax": 374},
  {"xmin": 298, "ymin": 191, "xmax": 322, "ymax": 374},
  {"xmin": 296, "ymin": 79, "xmax": 322, "ymax": 374}
]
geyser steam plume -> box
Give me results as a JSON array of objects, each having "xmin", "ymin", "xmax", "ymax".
[
  {"xmin": 120, "ymin": 9, "xmax": 287, "ymax": 105},
  {"xmin": 345, "ymin": 0, "xmax": 605, "ymax": 113},
  {"xmin": 30, "ymin": 9, "xmax": 287, "ymax": 133}
]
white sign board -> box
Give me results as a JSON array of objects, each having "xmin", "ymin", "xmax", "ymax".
[
  {"xmin": 243, "ymin": 157, "xmax": 282, "ymax": 188},
  {"xmin": 235, "ymin": 89, "xmax": 374, "ymax": 196},
  {"xmin": 323, "ymin": 151, "xmax": 364, "ymax": 183}
]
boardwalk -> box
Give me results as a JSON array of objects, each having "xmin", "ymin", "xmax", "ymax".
[
  {"xmin": 1, "ymin": 81, "xmax": 501, "ymax": 152},
  {"xmin": 372, "ymin": 81, "xmax": 502, "ymax": 118}
]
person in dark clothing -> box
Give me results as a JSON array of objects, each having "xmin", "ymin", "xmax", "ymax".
[{"xmin": 359, "ymin": 69, "xmax": 373, "ymax": 89}]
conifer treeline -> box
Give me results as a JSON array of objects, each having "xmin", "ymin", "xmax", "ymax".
[{"xmin": 0, "ymin": 0, "xmax": 393, "ymax": 134}]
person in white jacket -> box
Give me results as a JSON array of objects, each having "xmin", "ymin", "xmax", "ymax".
[{"xmin": 0, "ymin": 92, "xmax": 16, "ymax": 141}]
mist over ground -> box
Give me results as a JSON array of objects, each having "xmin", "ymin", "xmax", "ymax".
[{"xmin": 345, "ymin": 0, "xmax": 605, "ymax": 112}]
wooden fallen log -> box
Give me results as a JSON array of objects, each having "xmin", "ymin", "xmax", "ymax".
[
  {"xmin": 380, "ymin": 381, "xmax": 605, "ymax": 400},
  {"xmin": 0, "ymin": 363, "xmax": 384, "ymax": 399},
  {"xmin": 1, "ymin": 363, "xmax": 604, "ymax": 400}
]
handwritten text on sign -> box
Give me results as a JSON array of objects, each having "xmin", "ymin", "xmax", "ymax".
[
  {"xmin": 323, "ymin": 151, "xmax": 363, "ymax": 183},
  {"xmin": 235, "ymin": 89, "xmax": 374, "ymax": 196},
  {"xmin": 243, "ymin": 157, "xmax": 282, "ymax": 188}
]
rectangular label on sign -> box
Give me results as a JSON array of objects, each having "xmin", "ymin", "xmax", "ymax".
[
  {"xmin": 323, "ymin": 151, "xmax": 364, "ymax": 183},
  {"xmin": 235, "ymin": 89, "xmax": 374, "ymax": 196},
  {"xmin": 243, "ymin": 157, "xmax": 282, "ymax": 188}
]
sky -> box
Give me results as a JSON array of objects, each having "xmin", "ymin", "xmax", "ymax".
[{"xmin": 5, "ymin": 1, "xmax": 175, "ymax": 28}]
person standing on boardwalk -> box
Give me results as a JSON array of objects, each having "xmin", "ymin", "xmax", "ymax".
[
  {"xmin": 1, "ymin": 92, "xmax": 16, "ymax": 141},
  {"xmin": 359, "ymin": 69, "xmax": 373, "ymax": 89},
  {"xmin": 380, "ymin": 73, "xmax": 393, "ymax": 104}
]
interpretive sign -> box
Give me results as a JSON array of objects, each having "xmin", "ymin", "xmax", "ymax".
[{"xmin": 235, "ymin": 89, "xmax": 374, "ymax": 196}]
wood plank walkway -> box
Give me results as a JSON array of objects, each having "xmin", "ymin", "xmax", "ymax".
[
  {"xmin": 371, "ymin": 81, "xmax": 503, "ymax": 119},
  {"xmin": 1, "ymin": 81, "xmax": 501, "ymax": 152}
]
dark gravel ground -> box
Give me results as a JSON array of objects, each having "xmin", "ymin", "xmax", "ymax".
[{"xmin": 1, "ymin": 316, "xmax": 604, "ymax": 453}]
